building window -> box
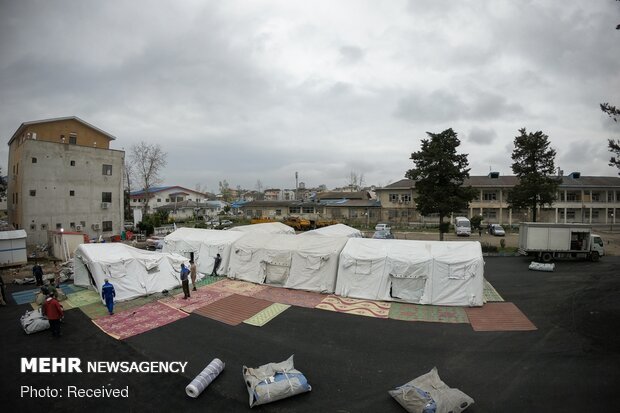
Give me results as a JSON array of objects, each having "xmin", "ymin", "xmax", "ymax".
[
  {"xmin": 401, "ymin": 194, "xmax": 412, "ymax": 202},
  {"xmin": 102, "ymin": 192, "xmax": 112, "ymax": 203},
  {"xmin": 56, "ymin": 223, "xmax": 62, "ymax": 230},
  {"xmin": 70, "ymin": 222, "xmax": 75, "ymax": 229},
  {"xmin": 389, "ymin": 209, "xmax": 397, "ymax": 219},
  {"xmin": 157, "ymin": 199, "xmax": 162, "ymax": 202},
  {"xmin": 102, "ymin": 164, "xmax": 113, "ymax": 175},
  {"xmin": 32, "ymin": 157, "xmax": 37, "ymax": 163},
  {"xmin": 70, "ymin": 160, "xmax": 76, "ymax": 166},
  {"xmin": 102, "ymin": 221, "xmax": 113, "ymax": 232},
  {"xmin": 30, "ymin": 224, "xmax": 36, "ymax": 230},
  {"xmin": 275, "ymin": 209, "xmax": 282, "ymax": 216},
  {"xmin": 290, "ymin": 207, "xmax": 301, "ymax": 214},
  {"xmin": 69, "ymin": 135, "xmax": 77, "ymax": 144},
  {"xmin": 70, "ymin": 190, "xmax": 75, "ymax": 196},
  {"xmin": 41, "ymin": 223, "xmax": 48, "ymax": 230},
  {"xmin": 29, "ymin": 190, "xmax": 36, "ymax": 196},
  {"xmin": 132, "ymin": 199, "xmax": 137, "ymax": 203},
  {"xmin": 567, "ymin": 192, "xmax": 580, "ymax": 202},
  {"xmin": 483, "ymin": 191, "xmax": 497, "ymax": 201},
  {"xmin": 165, "ymin": 198, "xmax": 169, "ymax": 202},
  {"xmin": 302, "ymin": 207, "xmax": 314, "ymax": 214},
  {"xmin": 80, "ymin": 221, "xmax": 86, "ymax": 227},
  {"xmin": 389, "ymin": 193, "xmax": 399, "ymax": 203}
]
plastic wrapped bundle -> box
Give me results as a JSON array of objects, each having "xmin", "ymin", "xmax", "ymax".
[
  {"xmin": 243, "ymin": 355, "xmax": 311, "ymax": 407},
  {"xmin": 185, "ymin": 358, "xmax": 225, "ymax": 398},
  {"xmin": 20, "ymin": 309, "xmax": 50, "ymax": 334},
  {"xmin": 528, "ymin": 262, "xmax": 555, "ymax": 272},
  {"xmin": 389, "ymin": 367, "xmax": 473, "ymax": 413}
]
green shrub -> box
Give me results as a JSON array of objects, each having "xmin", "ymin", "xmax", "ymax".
[
  {"xmin": 500, "ymin": 238, "xmax": 506, "ymax": 249},
  {"xmin": 480, "ymin": 242, "xmax": 498, "ymax": 253}
]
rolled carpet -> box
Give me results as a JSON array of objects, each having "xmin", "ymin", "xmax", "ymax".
[{"xmin": 185, "ymin": 358, "xmax": 225, "ymax": 398}]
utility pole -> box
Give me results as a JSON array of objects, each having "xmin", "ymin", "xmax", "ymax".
[{"xmin": 295, "ymin": 171, "xmax": 299, "ymax": 201}]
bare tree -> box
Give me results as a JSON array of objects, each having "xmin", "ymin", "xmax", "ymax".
[
  {"xmin": 124, "ymin": 159, "xmax": 134, "ymax": 220},
  {"xmin": 219, "ymin": 180, "xmax": 232, "ymax": 202},
  {"xmin": 130, "ymin": 141, "xmax": 167, "ymax": 213},
  {"xmin": 348, "ymin": 171, "xmax": 365, "ymax": 191},
  {"xmin": 255, "ymin": 179, "xmax": 264, "ymax": 200}
]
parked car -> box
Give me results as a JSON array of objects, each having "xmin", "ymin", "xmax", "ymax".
[
  {"xmin": 489, "ymin": 224, "xmax": 505, "ymax": 236},
  {"xmin": 372, "ymin": 230, "xmax": 394, "ymax": 239},
  {"xmin": 375, "ymin": 223, "xmax": 391, "ymax": 232}
]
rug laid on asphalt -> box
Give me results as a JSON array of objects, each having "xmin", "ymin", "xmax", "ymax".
[
  {"xmin": 252, "ymin": 286, "xmax": 327, "ymax": 308},
  {"xmin": 194, "ymin": 294, "xmax": 274, "ymax": 326},
  {"xmin": 93, "ymin": 301, "xmax": 189, "ymax": 339},
  {"xmin": 12, "ymin": 284, "xmax": 85, "ymax": 305},
  {"xmin": 159, "ymin": 288, "xmax": 233, "ymax": 314},
  {"xmin": 465, "ymin": 302, "xmax": 537, "ymax": 331},
  {"xmin": 80, "ymin": 296, "xmax": 159, "ymax": 320},
  {"xmin": 205, "ymin": 279, "xmax": 268, "ymax": 297},
  {"xmin": 66, "ymin": 290, "xmax": 101, "ymax": 308},
  {"xmin": 315, "ymin": 295, "xmax": 391, "ymax": 318},
  {"xmin": 483, "ymin": 279, "xmax": 505, "ymax": 302},
  {"xmin": 388, "ymin": 302, "xmax": 470, "ymax": 324},
  {"xmin": 243, "ymin": 303, "xmax": 291, "ymax": 327}
]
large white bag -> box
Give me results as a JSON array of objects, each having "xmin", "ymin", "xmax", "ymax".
[{"xmin": 20, "ymin": 309, "xmax": 50, "ymax": 334}]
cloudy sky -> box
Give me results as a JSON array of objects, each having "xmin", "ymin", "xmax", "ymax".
[{"xmin": 1, "ymin": 0, "xmax": 619, "ymax": 193}]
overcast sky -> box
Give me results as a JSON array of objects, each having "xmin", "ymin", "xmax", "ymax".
[{"xmin": 1, "ymin": 0, "xmax": 619, "ymax": 193}]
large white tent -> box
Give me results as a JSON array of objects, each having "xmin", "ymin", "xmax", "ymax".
[
  {"xmin": 73, "ymin": 243, "xmax": 189, "ymax": 302},
  {"xmin": 228, "ymin": 232, "xmax": 348, "ymax": 293},
  {"xmin": 335, "ymin": 239, "xmax": 484, "ymax": 306},
  {"xmin": 162, "ymin": 227, "xmax": 245, "ymax": 275},
  {"xmin": 229, "ymin": 222, "xmax": 295, "ymax": 235},
  {"xmin": 299, "ymin": 223, "xmax": 362, "ymax": 238}
]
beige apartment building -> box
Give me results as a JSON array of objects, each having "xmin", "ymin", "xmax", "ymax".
[
  {"xmin": 375, "ymin": 173, "xmax": 620, "ymax": 226},
  {"xmin": 7, "ymin": 117, "xmax": 124, "ymax": 244}
]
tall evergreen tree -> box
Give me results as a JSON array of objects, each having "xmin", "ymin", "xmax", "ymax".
[
  {"xmin": 600, "ymin": 103, "xmax": 620, "ymax": 175},
  {"xmin": 507, "ymin": 128, "xmax": 559, "ymax": 222},
  {"xmin": 406, "ymin": 128, "xmax": 476, "ymax": 241}
]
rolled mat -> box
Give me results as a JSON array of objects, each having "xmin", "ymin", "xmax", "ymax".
[{"xmin": 185, "ymin": 358, "xmax": 225, "ymax": 398}]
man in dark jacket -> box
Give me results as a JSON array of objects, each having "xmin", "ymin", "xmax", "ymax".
[
  {"xmin": 180, "ymin": 264, "xmax": 190, "ymax": 299},
  {"xmin": 33, "ymin": 262, "xmax": 44, "ymax": 286},
  {"xmin": 211, "ymin": 253, "xmax": 222, "ymax": 276},
  {"xmin": 43, "ymin": 293, "xmax": 64, "ymax": 337},
  {"xmin": 101, "ymin": 279, "xmax": 116, "ymax": 315}
]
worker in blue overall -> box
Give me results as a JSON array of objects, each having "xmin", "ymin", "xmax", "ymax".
[{"xmin": 101, "ymin": 278, "xmax": 116, "ymax": 315}]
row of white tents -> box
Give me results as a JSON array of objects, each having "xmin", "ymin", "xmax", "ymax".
[{"xmin": 73, "ymin": 223, "xmax": 484, "ymax": 307}]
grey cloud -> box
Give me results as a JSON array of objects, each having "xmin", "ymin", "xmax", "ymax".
[
  {"xmin": 468, "ymin": 127, "xmax": 497, "ymax": 145},
  {"xmin": 339, "ymin": 46, "xmax": 365, "ymax": 63}
]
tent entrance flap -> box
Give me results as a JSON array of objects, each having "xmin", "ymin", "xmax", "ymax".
[{"xmin": 263, "ymin": 252, "xmax": 292, "ymax": 286}]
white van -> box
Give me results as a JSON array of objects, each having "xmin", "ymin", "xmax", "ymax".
[
  {"xmin": 454, "ymin": 217, "xmax": 471, "ymax": 237},
  {"xmin": 375, "ymin": 223, "xmax": 391, "ymax": 231}
]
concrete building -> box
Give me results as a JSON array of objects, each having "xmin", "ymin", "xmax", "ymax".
[
  {"xmin": 375, "ymin": 173, "xmax": 620, "ymax": 226},
  {"xmin": 6, "ymin": 117, "xmax": 124, "ymax": 245},
  {"xmin": 129, "ymin": 186, "xmax": 209, "ymax": 215}
]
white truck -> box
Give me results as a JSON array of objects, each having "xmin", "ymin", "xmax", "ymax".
[
  {"xmin": 454, "ymin": 217, "xmax": 471, "ymax": 237},
  {"xmin": 518, "ymin": 222, "xmax": 604, "ymax": 262}
]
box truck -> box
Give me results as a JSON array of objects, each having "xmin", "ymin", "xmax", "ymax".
[{"xmin": 518, "ymin": 222, "xmax": 604, "ymax": 262}]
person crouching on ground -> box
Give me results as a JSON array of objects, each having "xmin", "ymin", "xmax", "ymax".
[
  {"xmin": 190, "ymin": 259, "xmax": 197, "ymax": 291},
  {"xmin": 212, "ymin": 253, "xmax": 222, "ymax": 276},
  {"xmin": 43, "ymin": 292, "xmax": 64, "ymax": 337},
  {"xmin": 102, "ymin": 278, "xmax": 116, "ymax": 315},
  {"xmin": 180, "ymin": 263, "xmax": 191, "ymax": 299}
]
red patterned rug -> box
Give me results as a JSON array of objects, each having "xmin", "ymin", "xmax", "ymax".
[
  {"xmin": 465, "ymin": 302, "xmax": 537, "ymax": 331},
  {"xmin": 315, "ymin": 295, "xmax": 391, "ymax": 318},
  {"xmin": 159, "ymin": 288, "xmax": 233, "ymax": 314},
  {"xmin": 93, "ymin": 301, "xmax": 189, "ymax": 340},
  {"xmin": 194, "ymin": 294, "xmax": 274, "ymax": 326},
  {"xmin": 253, "ymin": 286, "xmax": 327, "ymax": 308},
  {"xmin": 205, "ymin": 279, "xmax": 268, "ymax": 297}
]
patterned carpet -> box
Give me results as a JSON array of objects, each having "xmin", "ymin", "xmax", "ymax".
[
  {"xmin": 66, "ymin": 290, "xmax": 102, "ymax": 308},
  {"xmin": 243, "ymin": 303, "xmax": 291, "ymax": 327},
  {"xmin": 483, "ymin": 279, "xmax": 505, "ymax": 302},
  {"xmin": 315, "ymin": 295, "xmax": 391, "ymax": 318},
  {"xmin": 193, "ymin": 276, "xmax": 225, "ymax": 288},
  {"xmin": 205, "ymin": 279, "xmax": 268, "ymax": 297},
  {"xmin": 465, "ymin": 302, "xmax": 537, "ymax": 331},
  {"xmin": 80, "ymin": 296, "xmax": 159, "ymax": 320},
  {"xmin": 159, "ymin": 288, "xmax": 233, "ymax": 314},
  {"xmin": 253, "ymin": 286, "xmax": 327, "ymax": 308},
  {"xmin": 194, "ymin": 294, "xmax": 274, "ymax": 326},
  {"xmin": 388, "ymin": 302, "xmax": 470, "ymax": 323},
  {"xmin": 93, "ymin": 301, "xmax": 189, "ymax": 339}
]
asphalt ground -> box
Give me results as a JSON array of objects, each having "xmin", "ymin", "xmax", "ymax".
[{"xmin": 1, "ymin": 256, "xmax": 619, "ymax": 412}]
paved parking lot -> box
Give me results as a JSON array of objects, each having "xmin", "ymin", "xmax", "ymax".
[{"xmin": 1, "ymin": 256, "xmax": 619, "ymax": 412}]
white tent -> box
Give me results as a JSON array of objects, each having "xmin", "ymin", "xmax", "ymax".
[
  {"xmin": 299, "ymin": 223, "xmax": 362, "ymax": 238},
  {"xmin": 73, "ymin": 243, "xmax": 189, "ymax": 302},
  {"xmin": 335, "ymin": 239, "xmax": 484, "ymax": 306},
  {"xmin": 229, "ymin": 222, "xmax": 295, "ymax": 235},
  {"xmin": 162, "ymin": 227, "xmax": 245, "ymax": 275},
  {"xmin": 228, "ymin": 232, "xmax": 348, "ymax": 293}
]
